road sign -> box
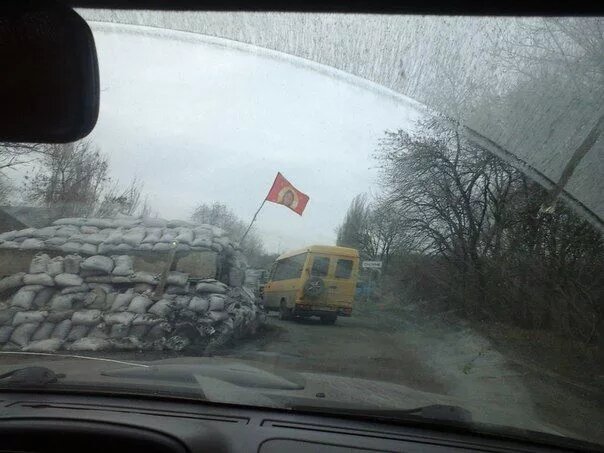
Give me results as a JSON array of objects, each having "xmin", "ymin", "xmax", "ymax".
[{"xmin": 362, "ymin": 260, "xmax": 382, "ymax": 269}]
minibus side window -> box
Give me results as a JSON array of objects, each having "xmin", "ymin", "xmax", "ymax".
[
  {"xmin": 272, "ymin": 253, "xmax": 307, "ymax": 281},
  {"xmin": 335, "ymin": 259, "xmax": 353, "ymax": 279},
  {"xmin": 311, "ymin": 256, "xmax": 330, "ymax": 277}
]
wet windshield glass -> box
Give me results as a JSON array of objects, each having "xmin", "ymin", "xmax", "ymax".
[{"xmin": 0, "ymin": 11, "xmax": 602, "ymax": 448}]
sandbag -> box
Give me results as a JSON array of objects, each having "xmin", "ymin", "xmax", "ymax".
[
  {"xmin": 191, "ymin": 236, "xmax": 212, "ymax": 248},
  {"xmin": 11, "ymin": 288, "xmax": 36, "ymax": 309},
  {"xmin": 148, "ymin": 300, "xmax": 172, "ymax": 317},
  {"xmin": 174, "ymin": 229, "xmax": 194, "ymax": 244},
  {"xmin": 0, "ymin": 240, "xmax": 20, "ymax": 249},
  {"xmin": 131, "ymin": 271, "xmax": 157, "ymax": 285},
  {"xmin": 209, "ymin": 295, "xmax": 226, "ymax": 312},
  {"xmin": 0, "ymin": 308, "xmax": 16, "ymax": 324},
  {"xmin": 61, "ymin": 242, "xmax": 82, "ymax": 253},
  {"xmin": 159, "ymin": 230, "xmax": 176, "ymax": 243},
  {"xmin": 55, "ymin": 273, "xmax": 84, "ymax": 286},
  {"xmin": 142, "ymin": 228, "xmax": 162, "ymax": 243},
  {"xmin": 69, "ymin": 337, "xmax": 110, "ymax": 351},
  {"xmin": 86, "ymin": 233, "xmax": 108, "ymax": 245},
  {"xmin": 47, "ymin": 310, "xmax": 74, "ymax": 323},
  {"xmin": 64, "ymin": 255, "xmax": 82, "ymax": 274},
  {"xmin": 61, "ymin": 284, "xmax": 89, "ymax": 295},
  {"xmin": 47, "ymin": 257, "xmax": 64, "ymax": 276},
  {"xmin": 32, "ymin": 322, "xmax": 56, "ymax": 341},
  {"xmin": 196, "ymin": 281, "xmax": 227, "ymax": 294},
  {"xmin": 50, "ymin": 295, "xmax": 74, "ymax": 311},
  {"xmin": 208, "ymin": 311, "xmax": 229, "ymax": 322},
  {"xmin": 12, "ymin": 311, "xmax": 47, "ymax": 326},
  {"xmin": 30, "ymin": 254, "xmax": 51, "ymax": 274},
  {"xmin": 45, "ymin": 236, "xmax": 67, "ymax": 247},
  {"xmin": 165, "ymin": 285, "xmax": 187, "ymax": 295},
  {"xmin": 20, "ymin": 238, "xmax": 44, "ymax": 250},
  {"xmin": 110, "ymin": 292, "xmax": 135, "ymax": 312},
  {"xmin": 0, "ymin": 326, "xmax": 14, "ymax": 343},
  {"xmin": 67, "ymin": 324, "xmax": 89, "ymax": 342},
  {"xmin": 154, "ymin": 243, "xmax": 173, "ymax": 253},
  {"xmin": 72, "ymin": 309, "xmax": 102, "ymax": 325},
  {"xmin": 112, "ymin": 255, "xmax": 134, "ymax": 276},
  {"xmin": 84, "ymin": 288, "xmax": 106, "ymax": 309},
  {"xmin": 109, "ymin": 324, "xmax": 130, "ymax": 339},
  {"xmin": 0, "ymin": 273, "xmax": 25, "ymax": 293},
  {"xmin": 114, "ymin": 243, "xmax": 133, "ymax": 253},
  {"xmin": 132, "ymin": 314, "xmax": 161, "ymax": 326},
  {"xmin": 0, "ymin": 230, "xmax": 17, "ymax": 241},
  {"xmin": 104, "ymin": 311, "xmax": 136, "ymax": 325},
  {"xmin": 189, "ymin": 297, "xmax": 209, "ymax": 314},
  {"xmin": 80, "ymin": 243, "xmax": 98, "ymax": 255},
  {"xmin": 174, "ymin": 295, "xmax": 191, "ymax": 308},
  {"xmin": 51, "ymin": 319, "xmax": 72, "ymax": 340},
  {"xmin": 146, "ymin": 322, "xmax": 171, "ymax": 341},
  {"xmin": 104, "ymin": 292, "xmax": 117, "ymax": 309},
  {"xmin": 133, "ymin": 283, "xmax": 154, "ymax": 293},
  {"xmin": 81, "ymin": 255, "xmax": 114, "ymax": 274},
  {"xmin": 88, "ymin": 324, "xmax": 109, "ymax": 339},
  {"xmin": 11, "ymin": 322, "xmax": 38, "ymax": 347},
  {"xmin": 36, "ymin": 226, "xmax": 58, "ymax": 238},
  {"xmin": 142, "ymin": 217, "xmax": 167, "ymax": 228},
  {"xmin": 128, "ymin": 295, "xmax": 153, "ymax": 314},
  {"xmin": 167, "ymin": 271, "xmax": 188, "ymax": 287},
  {"xmin": 53, "ymin": 217, "xmax": 85, "ymax": 226},
  {"xmin": 122, "ymin": 229, "xmax": 145, "ymax": 247},
  {"xmin": 88, "ymin": 283, "xmax": 114, "ymax": 293},
  {"xmin": 138, "ymin": 243, "xmax": 153, "ymax": 251},
  {"xmin": 23, "ymin": 273, "xmax": 54, "ymax": 286},
  {"xmin": 23, "ymin": 338, "xmax": 63, "ymax": 352},
  {"xmin": 104, "ymin": 229, "xmax": 124, "ymax": 244}
]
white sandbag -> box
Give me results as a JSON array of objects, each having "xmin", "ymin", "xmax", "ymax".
[
  {"xmin": 87, "ymin": 324, "xmax": 109, "ymax": 339},
  {"xmin": 165, "ymin": 285, "xmax": 187, "ymax": 295},
  {"xmin": 45, "ymin": 236, "xmax": 67, "ymax": 247},
  {"xmin": 72, "ymin": 309, "xmax": 102, "ymax": 325},
  {"xmin": 32, "ymin": 287, "xmax": 56, "ymax": 308},
  {"xmin": 36, "ymin": 226, "xmax": 58, "ymax": 238},
  {"xmin": 138, "ymin": 243, "xmax": 153, "ymax": 251},
  {"xmin": 50, "ymin": 294, "xmax": 74, "ymax": 311},
  {"xmin": 68, "ymin": 233, "xmax": 86, "ymax": 242},
  {"xmin": 55, "ymin": 273, "xmax": 84, "ymax": 287},
  {"xmin": 69, "ymin": 337, "xmax": 110, "ymax": 351},
  {"xmin": 11, "ymin": 289, "xmax": 36, "ymax": 309},
  {"xmin": 0, "ymin": 273, "xmax": 25, "ymax": 293},
  {"xmin": 148, "ymin": 300, "xmax": 172, "ymax": 317},
  {"xmin": 189, "ymin": 297, "xmax": 209, "ymax": 314},
  {"xmin": 103, "ymin": 311, "xmax": 136, "ymax": 325},
  {"xmin": 142, "ymin": 217, "xmax": 167, "ymax": 228},
  {"xmin": 146, "ymin": 322, "xmax": 171, "ymax": 340},
  {"xmin": 84, "ymin": 288, "xmax": 106, "ymax": 309},
  {"xmin": 209, "ymin": 295, "xmax": 226, "ymax": 311},
  {"xmin": 142, "ymin": 228, "xmax": 162, "ymax": 243},
  {"xmin": 14, "ymin": 228, "xmax": 36, "ymax": 238},
  {"xmin": 114, "ymin": 243, "xmax": 133, "ymax": 253},
  {"xmin": 104, "ymin": 229, "xmax": 124, "ymax": 244},
  {"xmin": 112, "ymin": 255, "xmax": 134, "ymax": 276},
  {"xmin": 191, "ymin": 236, "xmax": 212, "ymax": 248},
  {"xmin": 152, "ymin": 242, "xmax": 171, "ymax": 252},
  {"xmin": 21, "ymin": 238, "xmax": 44, "ymax": 250},
  {"xmin": 23, "ymin": 338, "xmax": 63, "ymax": 352},
  {"xmin": 208, "ymin": 311, "xmax": 229, "ymax": 322},
  {"xmin": 11, "ymin": 322, "xmax": 38, "ymax": 346},
  {"xmin": 132, "ymin": 314, "xmax": 161, "ymax": 326},
  {"xmin": 174, "ymin": 295, "xmax": 191, "ymax": 308},
  {"xmin": 55, "ymin": 225, "xmax": 80, "ymax": 237},
  {"xmin": 133, "ymin": 283, "xmax": 154, "ymax": 293},
  {"xmin": 196, "ymin": 281, "xmax": 227, "ymax": 294},
  {"xmin": 159, "ymin": 229, "xmax": 176, "ymax": 243},
  {"xmin": 0, "ymin": 230, "xmax": 17, "ymax": 241},
  {"xmin": 51, "ymin": 319, "xmax": 72, "ymax": 340},
  {"xmin": 131, "ymin": 271, "xmax": 157, "ymax": 285},
  {"xmin": 0, "ymin": 240, "xmax": 20, "ymax": 249},
  {"xmin": 67, "ymin": 324, "xmax": 89, "ymax": 342},
  {"xmin": 61, "ymin": 242, "xmax": 82, "ymax": 253},
  {"xmin": 81, "ymin": 255, "xmax": 114, "ymax": 274},
  {"xmin": 85, "ymin": 233, "xmax": 108, "ymax": 245},
  {"xmin": 88, "ymin": 283, "xmax": 113, "ymax": 293},
  {"xmin": 30, "ymin": 254, "xmax": 51, "ymax": 274},
  {"xmin": 110, "ymin": 292, "xmax": 135, "ymax": 312},
  {"xmin": 104, "ymin": 292, "xmax": 116, "ymax": 310},
  {"xmin": 12, "ymin": 311, "xmax": 47, "ymax": 326},
  {"xmin": 109, "ymin": 324, "xmax": 130, "ymax": 338},
  {"xmin": 61, "ymin": 284, "xmax": 89, "ymax": 295},
  {"xmin": 47, "ymin": 257, "xmax": 64, "ymax": 277},
  {"xmin": 0, "ymin": 326, "xmax": 14, "ymax": 343},
  {"xmin": 176, "ymin": 244, "xmax": 191, "ymax": 253},
  {"xmin": 46, "ymin": 311, "xmax": 73, "ymax": 324},
  {"xmin": 63, "ymin": 255, "xmax": 82, "ymax": 274},
  {"xmin": 166, "ymin": 271, "xmax": 188, "ymax": 287},
  {"xmin": 211, "ymin": 242, "xmax": 224, "ymax": 253},
  {"xmin": 122, "ymin": 229, "xmax": 145, "ymax": 247},
  {"xmin": 174, "ymin": 229, "xmax": 194, "ymax": 244},
  {"xmin": 80, "ymin": 225, "xmax": 99, "ymax": 234},
  {"xmin": 127, "ymin": 295, "xmax": 153, "ymax": 314},
  {"xmin": 80, "ymin": 243, "xmax": 98, "ymax": 255},
  {"xmin": 23, "ymin": 273, "xmax": 54, "ymax": 286},
  {"xmin": 0, "ymin": 308, "xmax": 16, "ymax": 324},
  {"xmin": 85, "ymin": 218, "xmax": 114, "ymax": 229},
  {"xmin": 32, "ymin": 322, "xmax": 55, "ymax": 341}
]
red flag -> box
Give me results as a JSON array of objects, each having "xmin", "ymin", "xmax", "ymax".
[{"xmin": 265, "ymin": 172, "xmax": 309, "ymax": 216}]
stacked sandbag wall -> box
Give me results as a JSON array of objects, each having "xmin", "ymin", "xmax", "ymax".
[
  {"xmin": 0, "ymin": 216, "xmax": 247, "ymax": 287},
  {"xmin": 0, "ymin": 253, "xmax": 264, "ymax": 353}
]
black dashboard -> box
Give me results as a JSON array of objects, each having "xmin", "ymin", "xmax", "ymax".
[{"xmin": 0, "ymin": 391, "xmax": 582, "ymax": 453}]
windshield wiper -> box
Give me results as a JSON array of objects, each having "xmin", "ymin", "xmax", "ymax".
[{"xmin": 0, "ymin": 366, "xmax": 65, "ymax": 387}]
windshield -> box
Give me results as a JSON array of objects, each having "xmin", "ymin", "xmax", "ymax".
[{"xmin": 0, "ymin": 10, "xmax": 602, "ymax": 448}]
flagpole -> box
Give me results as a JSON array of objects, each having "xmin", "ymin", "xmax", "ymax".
[{"xmin": 240, "ymin": 198, "xmax": 266, "ymax": 245}]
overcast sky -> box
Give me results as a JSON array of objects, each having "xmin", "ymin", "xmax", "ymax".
[{"xmin": 87, "ymin": 23, "xmax": 421, "ymax": 253}]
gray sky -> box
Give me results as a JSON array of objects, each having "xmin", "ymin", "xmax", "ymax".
[{"xmin": 88, "ymin": 23, "xmax": 421, "ymax": 253}]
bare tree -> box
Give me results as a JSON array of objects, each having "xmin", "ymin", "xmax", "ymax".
[{"xmin": 95, "ymin": 177, "xmax": 144, "ymax": 218}]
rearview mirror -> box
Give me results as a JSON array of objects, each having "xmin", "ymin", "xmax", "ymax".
[{"xmin": 0, "ymin": 1, "xmax": 99, "ymax": 143}]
